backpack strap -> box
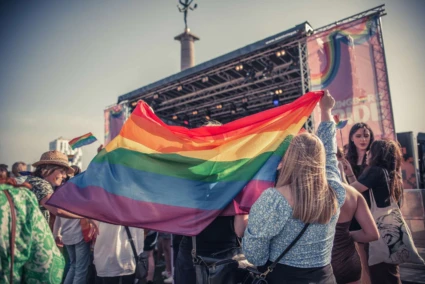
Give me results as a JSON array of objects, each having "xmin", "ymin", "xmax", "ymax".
[
  {"xmin": 4, "ymin": 190, "xmax": 16, "ymax": 284},
  {"xmin": 124, "ymin": 226, "xmax": 139, "ymax": 263}
]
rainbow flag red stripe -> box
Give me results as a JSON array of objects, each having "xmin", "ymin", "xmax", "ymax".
[
  {"xmin": 69, "ymin": 132, "xmax": 97, "ymax": 150},
  {"xmin": 48, "ymin": 91, "xmax": 323, "ymax": 235}
]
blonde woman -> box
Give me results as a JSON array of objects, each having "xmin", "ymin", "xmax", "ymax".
[{"xmin": 243, "ymin": 91, "xmax": 345, "ymax": 283}]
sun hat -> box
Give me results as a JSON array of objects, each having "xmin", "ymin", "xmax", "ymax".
[{"xmin": 32, "ymin": 151, "xmax": 74, "ymax": 174}]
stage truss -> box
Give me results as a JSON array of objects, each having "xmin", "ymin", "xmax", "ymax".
[{"xmin": 117, "ymin": 5, "xmax": 389, "ymax": 133}]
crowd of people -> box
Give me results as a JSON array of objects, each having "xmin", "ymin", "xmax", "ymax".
[{"xmin": 1, "ymin": 91, "xmax": 408, "ymax": 284}]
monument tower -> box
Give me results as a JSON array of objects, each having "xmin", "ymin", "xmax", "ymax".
[{"xmin": 175, "ymin": 0, "xmax": 199, "ymax": 71}]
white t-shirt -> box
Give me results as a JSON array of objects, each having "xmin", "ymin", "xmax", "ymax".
[
  {"xmin": 54, "ymin": 217, "xmax": 83, "ymax": 246},
  {"xmin": 94, "ymin": 222, "xmax": 144, "ymax": 277}
]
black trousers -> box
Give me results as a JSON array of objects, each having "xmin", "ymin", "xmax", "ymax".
[
  {"xmin": 265, "ymin": 262, "xmax": 336, "ymax": 284},
  {"xmin": 99, "ymin": 274, "xmax": 135, "ymax": 284},
  {"xmin": 175, "ymin": 247, "xmax": 196, "ymax": 284}
]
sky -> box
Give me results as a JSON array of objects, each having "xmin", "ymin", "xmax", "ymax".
[{"xmin": 1, "ymin": 0, "xmax": 424, "ymax": 170}]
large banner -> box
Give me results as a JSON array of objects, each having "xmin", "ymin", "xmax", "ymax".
[
  {"xmin": 104, "ymin": 103, "xmax": 128, "ymax": 144},
  {"xmin": 308, "ymin": 16, "xmax": 395, "ymax": 146}
]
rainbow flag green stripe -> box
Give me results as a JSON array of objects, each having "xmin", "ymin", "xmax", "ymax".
[{"xmin": 94, "ymin": 136, "xmax": 291, "ymax": 183}]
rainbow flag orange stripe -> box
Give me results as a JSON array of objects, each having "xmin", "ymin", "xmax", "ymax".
[
  {"xmin": 48, "ymin": 91, "xmax": 323, "ymax": 235},
  {"xmin": 69, "ymin": 132, "xmax": 97, "ymax": 150}
]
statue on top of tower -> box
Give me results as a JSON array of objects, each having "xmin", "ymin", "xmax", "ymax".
[{"xmin": 177, "ymin": 0, "xmax": 198, "ymax": 30}]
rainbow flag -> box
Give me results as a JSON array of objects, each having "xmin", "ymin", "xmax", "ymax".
[
  {"xmin": 69, "ymin": 132, "xmax": 97, "ymax": 150},
  {"xmin": 48, "ymin": 91, "xmax": 323, "ymax": 236},
  {"xmin": 333, "ymin": 114, "xmax": 348, "ymax": 130}
]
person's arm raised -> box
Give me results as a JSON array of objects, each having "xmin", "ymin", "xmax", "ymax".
[{"xmin": 317, "ymin": 90, "xmax": 345, "ymax": 206}]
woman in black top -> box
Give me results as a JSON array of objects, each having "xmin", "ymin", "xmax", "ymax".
[
  {"xmin": 346, "ymin": 123, "xmax": 374, "ymax": 178},
  {"xmin": 342, "ymin": 139, "xmax": 404, "ymax": 284},
  {"xmin": 344, "ymin": 123, "xmax": 374, "ymax": 283}
]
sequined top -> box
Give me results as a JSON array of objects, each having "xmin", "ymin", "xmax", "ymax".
[{"xmin": 243, "ymin": 121, "xmax": 345, "ymax": 268}]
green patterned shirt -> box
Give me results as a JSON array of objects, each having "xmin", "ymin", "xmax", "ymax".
[{"xmin": 0, "ymin": 184, "xmax": 64, "ymax": 283}]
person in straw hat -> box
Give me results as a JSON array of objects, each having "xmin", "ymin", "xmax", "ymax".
[
  {"xmin": 26, "ymin": 151, "xmax": 81, "ymax": 223},
  {"xmin": 27, "ymin": 150, "xmax": 97, "ymax": 284}
]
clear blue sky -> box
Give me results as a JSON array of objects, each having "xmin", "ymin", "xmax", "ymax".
[{"xmin": 1, "ymin": 0, "xmax": 424, "ymax": 169}]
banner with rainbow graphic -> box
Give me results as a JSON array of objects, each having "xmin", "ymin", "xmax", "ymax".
[{"xmin": 307, "ymin": 16, "xmax": 395, "ymax": 146}]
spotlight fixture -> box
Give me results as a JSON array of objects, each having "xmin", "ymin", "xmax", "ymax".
[
  {"xmin": 153, "ymin": 93, "xmax": 159, "ymax": 100},
  {"xmin": 192, "ymin": 110, "xmax": 198, "ymax": 115},
  {"xmin": 202, "ymin": 76, "xmax": 209, "ymax": 83},
  {"xmin": 216, "ymin": 104, "xmax": 223, "ymax": 109},
  {"xmin": 235, "ymin": 64, "xmax": 244, "ymax": 71},
  {"xmin": 205, "ymin": 110, "xmax": 211, "ymax": 120},
  {"xmin": 230, "ymin": 103, "xmax": 237, "ymax": 114},
  {"xmin": 276, "ymin": 50, "xmax": 286, "ymax": 57},
  {"xmin": 172, "ymin": 115, "xmax": 178, "ymax": 120},
  {"xmin": 241, "ymin": 97, "xmax": 248, "ymax": 103},
  {"xmin": 177, "ymin": 85, "xmax": 183, "ymax": 91},
  {"xmin": 275, "ymin": 89, "xmax": 283, "ymax": 95},
  {"xmin": 273, "ymin": 95, "xmax": 279, "ymax": 106}
]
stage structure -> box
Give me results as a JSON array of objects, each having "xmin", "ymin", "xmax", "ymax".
[{"xmin": 110, "ymin": 5, "xmax": 392, "ymax": 142}]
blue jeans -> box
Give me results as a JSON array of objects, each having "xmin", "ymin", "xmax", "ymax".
[{"xmin": 64, "ymin": 240, "xmax": 91, "ymax": 284}]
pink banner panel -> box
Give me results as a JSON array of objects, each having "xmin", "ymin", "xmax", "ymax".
[{"xmin": 308, "ymin": 16, "xmax": 395, "ymax": 147}]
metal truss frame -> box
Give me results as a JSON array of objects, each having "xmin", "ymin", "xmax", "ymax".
[
  {"xmin": 298, "ymin": 39, "xmax": 314, "ymax": 133},
  {"xmin": 126, "ymin": 33, "xmax": 309, "ymax": 127},
  {"xmin": 370, "ymin": 17, "xmax": 396, "ymax": 139},
  {"xmin": 119, "ymin": 5, "xmax": 391, "ymax": 131},
  {"xmin": 313, "ymin": 5, "xmax": 386, "ymax": 34}
]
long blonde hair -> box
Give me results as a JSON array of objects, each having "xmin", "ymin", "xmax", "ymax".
[{"xmin": 276, "ymin": 133, "xmax": 338, "ymax": 224}]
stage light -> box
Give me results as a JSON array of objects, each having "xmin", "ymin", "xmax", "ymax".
[
  {"xmin": 172, "ymin": 115, "xmax": 178, "ymax": 120},
  {"xmin": 202, "ymin": 76, "xmax": 209, "ymax": 83},
  {"xmin": 235, "ymin": 64, "xmax": 244, "ymax": 71},
  {"xmin": 177, "ymin": 85, "xmax": 183, "ymax": 91},
  {"xmin": 205, "ymin": 110, "xmax": 211, "ymax": 120},
  {"xmin": 276, "ymin": 50, "xmax": 286, "ymax": 57},
  {"xmin": 273, "ymin": 95, "xmax": 279, "ymax": 106},
  {"xmin": 230, "ymin": 103, "xmax": 237, "ymax": 114},
  {"xmin": 153, "ymin": 94, "xmax": 159, "ymax": 100},
  {"xmin": 275, "ymin": 89, "xmax": 282, "ymax": 95},
  {"xmin": 216, "ymin": 104, "xmax": 223, "ymax": 109},
  {"xmin": 192, "ymin": 110, "xmax": 198, "ymax": 115},
  {"xmin": 241, "ymin": 97, "xmax": 248, "ymax": 103}
]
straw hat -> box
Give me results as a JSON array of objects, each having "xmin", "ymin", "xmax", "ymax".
[{"xmin": 32, "ymin": 151, "xmax": 74, "ymax": 174}]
